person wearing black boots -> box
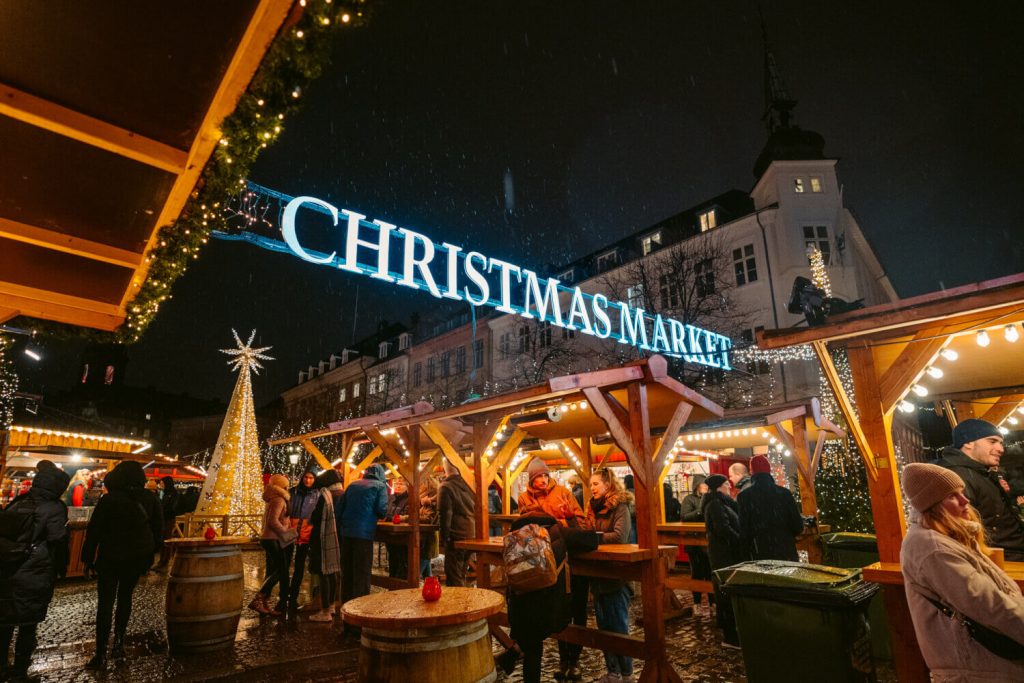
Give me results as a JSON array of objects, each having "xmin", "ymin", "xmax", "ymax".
[
  {"xmin": 81, "ymin": 462, "xmax": 163, "ymax": 671},
  {"xmin": 0, "ymin": 465, "xmax": 70, "ymax": 682}
]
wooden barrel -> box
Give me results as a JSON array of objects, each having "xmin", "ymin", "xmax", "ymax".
[
  {"xmin": 357, "ymin": 619, "xmax": 495, "ymax": 683},
  {"xmin": 164, "ymin": 538, "xmax": 246, "ymax": 653}
]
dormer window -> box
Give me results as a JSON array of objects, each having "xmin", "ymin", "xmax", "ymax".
[
  {"xmin": 699, "ymin": 209, "xmax": 717, "ymax": 232},
  {"xmin": 810, "ymin": 176, "xmax": 823, "ymax": 193},
  {"xmin": 378, "ymin": 341, "xmax": 391, "ymax": 359},
  {"xmin": 557, "ymin": 268, "xmax": 575, "ymax": 283},
  {"xmin": 640, "ymin": 231, "xmax": 662, "ymax": 256},
  {"xmin": 596, "ymin": 249, "xmax": 619, "ymax": 272},
  {"xmin": 793, "ymin": 178, "xmax": 805, "ymax": 193},
  {"xmin": 398, "ymin": 332, "xmax": 412, "ymax": 351}
]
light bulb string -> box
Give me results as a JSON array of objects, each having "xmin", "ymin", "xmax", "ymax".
[{"xmin": 842, "ymin": 306, "xmax": 1024, "ymax": 351}]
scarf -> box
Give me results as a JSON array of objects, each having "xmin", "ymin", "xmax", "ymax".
[{"xmin": 318, "ymin": 485, "xmax": 341, "ymax": 575}]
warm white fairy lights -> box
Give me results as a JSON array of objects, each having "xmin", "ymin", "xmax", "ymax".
[
  {"xmin": 808, "ymin": 246, "xmax": 832, "ymax": 297},
  {"xmin": 977, "ymin": 330, "xmax": 991, "ymax": 347},
  {"xmin": 9, "ymin": 425, "xmax": 150, "ymax": 448}
]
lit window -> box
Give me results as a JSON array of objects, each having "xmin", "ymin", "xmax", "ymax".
[
  {"xmin": 353, "ymin": 382, "xmax": 360, "ymax": 398},
  {"xmin": 695, "ymin": 259, "xmax": 715, "ymax": 297},
  {"xmin": 339, "ymin": 387, "xmax": 347, "ymax": 402},
  {"xmin": 627, "ymin": 284, "xmax": 645, "ymax": 309},
  {"xmin": 794, "ymin": 178, "xmax": 805, "ymax": 193},
  {"xmin": 810, "ymin": 176, "xmax": 823, "ymax": 193},
  {"xmin": 659, "ymin": 274, "xmax": 681, "ymax": 309},
  {"xmin": 803, "ymin": 226, "xmax": 831, "ymax": 265},
  {"xmin": 368, "ymin": 375, "xmax": 378, "ymax": 395},
  {"xmin": 733, "ymin": 244, "xmax": 758, "ymax": 286},
  {"xmin": 641, "ymin": 232, "xmax": 662, "ymax": 255},
  {"xmin": 699, "ymin": 209, "xmax": 717, "ymax": 232}
]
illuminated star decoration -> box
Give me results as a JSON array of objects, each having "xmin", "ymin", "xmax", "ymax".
[{"xmin": 221, "ymin": 329, "xmax": 274, "ymax": 374}]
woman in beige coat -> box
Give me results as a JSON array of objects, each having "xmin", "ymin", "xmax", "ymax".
[
  {"xmin": 900, "ymin": 462, "xmax": 1024, "ymax": 682},
  {"xmin": 249, "ymin": 474, "xmax": 292, "ymax": 616}
]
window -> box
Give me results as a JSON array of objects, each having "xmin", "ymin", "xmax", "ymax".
[
  {"xmin": 733, "ymin": 244, "xmax": 758, "ymax": 286},
  {"xmin": 561, "ymin": 326, "xmax": 576, "ymax": 341},
  {"xmin": 368, "ymin": 375, "xmax": 378, "ymax": 395},
  {"xmin": 627, "ymin": 283, "xmax": 645, "ymax": 309},
  {"xmin": 640, "ymin": 231, "xmax": 662, "ymax": 255},
  {"xmin": 810, "ymin": 176, "xmax": 823, "ymax": 193},
  {"xmin": 740, "ymin": 329, "xmax": 771, "ymax": 375},
  {"xmin": 441, "ymin": 351, "xmax": 451, "ymax": 377},
  {"xmin": 538, "ymin": 322, "xmax": 553, "ymax": 348},
  {"xmin": 353, "ymin": 382, "xmax": 361, "ymax": 398},
  {"xmin": 518, "ymin": 325, "xmax": 531, "ymax": 353},
  {"xmin": 659, "ymin": 274, "xmax": 681, "ymax": 309},
  {"xmin": 793, "ymin": 178, "xmax": 805, "ymax": 193},
  {"xmin": 699, "ymin": 209, "xmax": 717, "ymax": 232},
  {"xmin": 803, "ymin": 225, "xmax": 831, "ymax": 265},
  {"xmin": 499, "ymin": 332, "xmax": 512, "ymax": 356},
  {"xmin": 399, "ymin": 332, "xmax": 412, "ymax": 350},
  {"xmin": 557, "ymin": 268, "xmax": 575, "ymax": 283},
  {"xmin": 473, "ymin": 339, "xmax": 484, "ymax": 368},
  {"xmin": 455, "ymin": 346, "xmax": 466, "ymax": 373},
  {"xmin": 596, "ymin": 250, "xmax": 619, "ymax": 272},
  {"xmin": 427, "ymin": 357, "xmax": 436, "ymax": 382},
  {"xmin": 695, "ymin": 258, "xmax": 715, "ymax": 297},
  {"xmin": 413, "ymin": 362, "xmax": 422, "ymax": 387},
  {"xmin": 378, "ymin": 341, "xmax": 390, "ymax": 359},
  {"xmin": 339, "ymin": 387, "xmax": 347, "ymax": 402}
]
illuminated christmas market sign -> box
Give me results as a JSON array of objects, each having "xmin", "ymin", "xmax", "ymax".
[{"xmin": 271, "ymin": 194, "xmax": 732, "ymax": 369}]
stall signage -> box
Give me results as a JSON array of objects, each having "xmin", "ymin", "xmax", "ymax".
[{"xmin": 281, "ymin": 195, "xmax": 732, "ymax": 368}]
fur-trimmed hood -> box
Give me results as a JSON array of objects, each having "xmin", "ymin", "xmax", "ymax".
[{"xmin": 262, "ymin": 474, "xmax": 291, "ymax": 503}]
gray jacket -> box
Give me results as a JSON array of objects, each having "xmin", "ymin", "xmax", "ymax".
[{"xmin": 438, "ymin": 473, "xmax": 475, "ymax": 546}]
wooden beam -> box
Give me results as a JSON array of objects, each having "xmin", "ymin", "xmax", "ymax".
[
  {"xmin": 812, "ymin": 341, "xmax": 878, "ymax": 481},
  {"xmin": 365, "ymin": 428, "xmax": 411, "ymax": 480},
  {"xmin": 120, "ymin": 0, "xmax": 294, "ymax": 310},
  {"xmin": 0, "ymin": 280, "xmax": 124, "ymax": 330},
  {"xmin": 420, "ymin": 421, "xmax": 475, "ymax": 492},
  {"xmin": 810, "ymin": 430, "xmax": 827, "ymax": 476},
  {"xmin": 485, "ymin": 427, "xmax": 525, "ymax": 484},
  {"xmin": 547, "ymin": 364, "xmax": 645, "ymax": 392},
  {"xmin": 790, "ymin": 416, "xmax": 818, "ymax": 517},
  {"xmin": 298, "ymin": 438, "xmax": 332, "ymax": 470},
  {"xmin": 877, "ymin": 329, "xmax": 947, "ymax": 414},
  {"xmin": 654, "ymin": 402, "xmax": 694, "ymax": 482},
  {"xmin": 0, "ymin": 82, "xmax": 188, "ymax": 174},
  {"xmin": 582, "ymin": 387, "xmax": 640, "ymax": 482},
  {"xmin": 979, "ymin": 394, "xmax": 1024, "ymax": 426},
  {"xmin": 472, "ymin": 423, "xmax": 494, "ymax": 541},
  {"xmin": 0, "ymin": 217, "xmax": 142, "ymax": 269},
  {"xmin": 346, "ymin": 446, "xmax": 381, "ymax": 487}
]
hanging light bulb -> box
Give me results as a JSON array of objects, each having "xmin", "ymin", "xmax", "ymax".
[
  {"xmin": 911, "ymin": 384, "xmax": 928, "ymax": 397},
  {"xmin": 1005, "ymin": 325, "xmax": 1020, "ymax": 343},
  {"xmin": 925, "ymin": 366, "xmax": 944, "ymax": 379},
  {"xmin": 898, "ymin": 400, "xmax": 915, "ymax": 413},
  {"xmin": 940, "ymin": 348, "xmax": 959, "ymax": 361},
  {"xmin": 1008, "ymin": 416, "xmax": 1019, "ymax": 426},
  {"xmin": 999, "ymin": 426, "xmax": 1010, "ymax": 435},
  {"xmin": 1017, "ymin": 406, "xmax": 1024, "ymax": 416},
  {"xmin": 976, "ymin": 330, "xmax": 991, "ymax": 347}
]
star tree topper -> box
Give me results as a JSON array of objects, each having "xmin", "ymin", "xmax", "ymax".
[{"xmin": 221, "ymin": 329, "xmax": 274, "ymax": 374}]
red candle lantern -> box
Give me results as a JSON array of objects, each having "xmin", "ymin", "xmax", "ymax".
[
  {"xmin": 392, "ymin": 514, "xmax": 402, "ymax": 524},
  {"xmin": 422, "ymin": 576, "xmax": 442, "ymax": 601},
  {"xmin": 204, "ymin": 526, "xmax": 216, "ymax": 541}
]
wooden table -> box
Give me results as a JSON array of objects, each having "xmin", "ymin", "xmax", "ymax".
[
  {"xmin": 863, "ymin": 560, "xmax": 1024, "ymax": 590},
  {"xmin": 342, "ymin": 587, "xmax": 504, "ymax": 683},
  {"xmin": 489, "ymin": 514, "xmax": 519, "ymax": 535},
  {"xmin": 373, "ymin": 522, "xmax": 439, "ymax": 589}
]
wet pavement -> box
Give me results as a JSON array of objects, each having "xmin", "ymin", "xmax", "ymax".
[{"xmin": 21, "ymin": 551, "xmax": 895, "ymax": 682}]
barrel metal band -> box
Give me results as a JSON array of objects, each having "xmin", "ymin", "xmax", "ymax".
[
  {"xmin": 361, "ymin": 619, "xmax": 487, "ymax": 653},
  {"xmin": 167, "ymin": 610, "xmax": 242, "ymax": 623},
  {"xmin": 168, "ymin": 573, "xmax": 244, "ymax": 583},
  {"xmin": 175, "ymin": 549, "xmax": 240, "ymax": 559}
]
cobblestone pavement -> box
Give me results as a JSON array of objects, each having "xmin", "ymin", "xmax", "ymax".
[{"xmin": 21, "ymin": 552, "xmax": 896, "ymax": 682}]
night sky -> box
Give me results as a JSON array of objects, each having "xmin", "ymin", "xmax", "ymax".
[{"xmin": 20, "ymin": 2, "xmax": 1024, "ymax": 404}]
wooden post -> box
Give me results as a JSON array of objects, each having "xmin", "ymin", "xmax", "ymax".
[
  {"xmin": 0, "ymin": 429, "xmax": 9, "ymax": 484},
  {"xmin": 407, "ymin": 430, "xmax": 421, "ymax": 587},
  {"xmin": 472, "ymin": 422, "xmax": 491, "ymax": 542},
  {"xmin": 789, "ymin": 417, "xmax": 819, "ymax": 518}
]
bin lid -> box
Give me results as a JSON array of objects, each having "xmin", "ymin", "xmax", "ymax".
[
  {"xmin": 715, "ymin": 560, "xmax": 879, "ymax": 607},
  {"xmin": 821, "ymin": 532, "xmax": 878, "ymax": 551}
]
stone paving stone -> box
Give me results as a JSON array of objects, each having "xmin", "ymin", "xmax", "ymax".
[{"xmin": 25, "ymin": 553, "xmax": 896, "ymax": 682}]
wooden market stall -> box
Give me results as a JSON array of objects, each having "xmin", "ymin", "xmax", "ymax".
[
  {"xmin": 273, "ymin": 354, "xmax": 724, "ymax": 683},
  {"xmin": 757, "ymin": 273, "xmax": 1024, "ymax": 682}
]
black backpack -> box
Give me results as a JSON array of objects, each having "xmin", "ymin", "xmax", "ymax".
[{"xmin": 0, "ymin": 497, "xmax": 39, "ymax": 572}]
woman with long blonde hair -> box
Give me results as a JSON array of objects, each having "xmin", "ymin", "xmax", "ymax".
[{"xmin": 900, "ymin": 462, "xmax": 1024, "ymax": 681}]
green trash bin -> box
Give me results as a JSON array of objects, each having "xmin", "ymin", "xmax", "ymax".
[
  {"xmin": 717, "ymin": 561, "xmax": 879, "ymax": 683},
  {"xmin": 821, "ymin": 532, "xmax": 892, "ymax": 661}
]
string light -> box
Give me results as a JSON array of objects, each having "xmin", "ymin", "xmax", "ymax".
[
  {"xmin": 925, "ymin": 366, "xmax": 943, "ymax": 379},
  {"xmin": 911, "ymin": 384, "xmax": 928, "ymax": 397},
  {"xmin": 1006, "ymin": 325, "xmax": 1020, "ymax": 343},
  {"xmin": 898, "ymin": 400, "xmax": 915, "ymax": 413},
  {"xmin": 808, "ymin": 246, "xmax": 832, "ymax": 297},
  {"xmin": 0, "ymin": 335, "xmax": 18, "ymax": 429},
  {"xmin": 977, "ymin": 330, "xmax": 991, "ymax": 347},
  {"xmin": 940, "ymin": 348, "xmax": 959, "ymax": 361}
]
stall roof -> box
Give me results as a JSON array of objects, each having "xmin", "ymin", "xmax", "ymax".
[{"xmin": 0, "ymin": 1, "xmax": 292, "ymax": 331}]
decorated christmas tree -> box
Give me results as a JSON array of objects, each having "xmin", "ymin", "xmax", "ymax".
[{"xmin": 196, "ymin": 330, "xmax": 273, "ymax": 517}]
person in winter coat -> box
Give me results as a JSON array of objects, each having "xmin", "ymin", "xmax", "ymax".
[
  {"xmin": 663, "ymin": 481, "xmax": 682, "ymax": 523},
  {"xmin": 385, "ymin": 477, "xmax": 410, "ymax": 578},
  {"xmin": 517, "ymin": 459, "xmax": 583, "ymax": 523},
  {"xmin": 586, "ymin": 468, "xmax": 635, "ymax": 683},
  {"xmin": 727, "ymin": 463, "xmax": 751, "ymax": 496},
  {"xmin": 419, "ymin": 475, "xmax": 440, "ymax": 577},
  {"xmin": 497, "ymin": 514, "xmax": 600, "ymax": 683},
  {"xmin": 284, "ymin": 470, "xmax": 319, "ymax": 612},
  {"xmin": 307, "ymin": 470, "xmax": 343, "ymax": 623},
  {"xmin": 251, "ymin": 474, "xmax": 292, "ymax": 617},
  {"xmin": 900, "ymin": 462, "xmax": 1024, "ymax": 682},
  {"xmin": 737, "ymin": 455, "xmax": 804, "ymax": 562},
  {"xmin": 0, "ymin": 466, "xmax": 70, "ymax": 682},
  {"xmin": 702, "ymin": 474, "xmax": 742, "ymax": 648},
  {"xmin": 438, "ymin": 459, "xmax": 476, "ymax": 586},
  {"xmin": 487, "ymin": 483, "xmax": 503, "ymax": 537},
  {"xmin": 81, "ymin": 461, "xmax": 163, "ymax": 670},
  {"xmin": 337, "ymin": 463, "xmax": 387, "ymax": 604},
  {"xmin": 681, "ymin": 481, "xmax": 714, "ymax": 614},
  {"xmin": 154, "ymin": 476, "xmax": 179, "ymax": 570},
  {"xmin": 936, "ymin": 418, "xmax": 1024, "ymax": 561}
]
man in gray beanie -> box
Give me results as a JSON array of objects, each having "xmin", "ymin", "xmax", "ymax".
[{"xmin": 936, "ymin": 418, "xmax": 1024, "ymax": 560}]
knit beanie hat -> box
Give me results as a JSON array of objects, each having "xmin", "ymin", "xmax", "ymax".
[
  {"xmin": 527, "ymin": 458, "xmax": 550, "ymax": 483},
  {"xmin": 750, "ymin": 455, "xmax": 771, "ymax": 475},
  {"xmin": 952, "ymin": 418, "xmax": 1000, "ymax": 449},
  {"xmin": 902, "ymin": 463, "xmax": 965, "ymax": 513},
  {"xmin": 704, "ymin": 474, "xmax": 728, "ymax": 492}
]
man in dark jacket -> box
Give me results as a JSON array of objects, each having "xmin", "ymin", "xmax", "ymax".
[
  {"xmin": 438, "ymin": 459, "xmax": 475, "ymax": 586},
  {"xmin": 702, "ymin": 474, "xmax": 742, "ymax": 648},
  {"xmin": 680, "ymin": 481, "xmax": 713, "ymax": 612},
  {"xmin": 0, "ymin": 466, "xmax": 70, "ymax": 681},
  {"xmin": 936, "ymin": 418, "xmax": 1024, "ymax": 561},
  {"xmin": 737, "ymin": 455, "xmax": 803, "ymax": 562},
  {"xmin": 82, "ymin": 461, "xmax": 163, "ymax": 670},
  {"xmin": 337, "ymin": 463, "xmax": 387, "ymax": 603}
]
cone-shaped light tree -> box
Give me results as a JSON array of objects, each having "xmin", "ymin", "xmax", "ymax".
[{"xmin": 196, "ymin": 330, "xmax": 273, "ymax": 517}]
